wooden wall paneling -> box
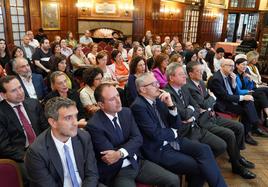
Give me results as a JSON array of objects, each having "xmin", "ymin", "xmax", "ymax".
[{"xmin": 133, "ymin": 0, "xmax": 146, "ymax": 41}]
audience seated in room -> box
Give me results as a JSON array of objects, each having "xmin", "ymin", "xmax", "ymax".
[
  {"xmin": 0, "ymin": 75, "xmax": 48, "ymax": 186},
  {"xmin": 25, "ymin": 97, "xmax": 99, "ymax": 187},
  {"xmin": 185, "ymin": 61, "xmax": 256, "ymax": 179},
  {"xmin": 131, "ymin": 72, "xmax": 227, "ymax": 187},
  {"xmin": 86, "ymin": 83, "xmax": 180, "ymax": 187}
]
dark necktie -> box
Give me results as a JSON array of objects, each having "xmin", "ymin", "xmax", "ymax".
[
  {"xmin": 224, "ymin": 77, "xmax": 233, "ymax": 95},
  {"xmin": 197, "ymin": 84, "xmax": 204, "ymax": 96},
  {"xmin": 152, "ymin": 102, "xmax": 180, "ymax": 151},
  {"xmin": 177, "ymin": 89, "xmax": 185, "ymax": 106},
  {"xmin": 64, "ymin": 145, "xmax": 79, "ymax": 187},
  {"xmin": 112, "ymin": 117, "xmax": 124, "ymax": 143},
  {"xmin": 14, "ymin": 105, "xmax": 36, "ymax": 145},
  {"xmin": 113, "ymin": 117, "xmax": 138, "ymax": 169}
]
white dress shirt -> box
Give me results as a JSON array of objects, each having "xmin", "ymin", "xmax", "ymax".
[
  {"xmin": 51, "ymin": 131, "xmax": 82, "ymax": 187},
  {"xmin": 19, "ymin": 75, "xmax": 37, "ymax": 99}
]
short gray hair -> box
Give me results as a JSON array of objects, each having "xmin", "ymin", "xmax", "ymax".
[
  {"xmin": 12, "ymin": 57, "xmax": 28, "ymax": 72},
  {"xmin": 151, "ymin": 45, "xmax": 161, "ymax": 53},
  {"xmin": 135, "ymin": 72, "xmax": 153, "ymax": 93},
  {"xmin": 166, "ymin": 62, "xmax": 182, "ymax": 81},
  {"xmin": 45, "ymin": 97, "xmax": 76, "ymax": 120}
]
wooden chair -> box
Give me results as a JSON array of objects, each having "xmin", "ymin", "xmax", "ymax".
[{"xmin": 0, "ymin": 159, "xmax": 23, "ymax": 187}]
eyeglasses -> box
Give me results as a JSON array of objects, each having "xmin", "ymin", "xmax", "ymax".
[
  {"xmin": 225, "ymin": 64, "xmax": 234, "ymax": 68},
  {"xmin": 142, "ymin": 81, "xmax": 159, "ymax": 87}
]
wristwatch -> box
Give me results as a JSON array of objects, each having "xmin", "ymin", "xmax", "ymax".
[
  {"xmin": 119, "ymin": 150, "xmax": 124, "ymax": 158},
  {"xmin": 167, "ymin": 105, "xmax": 176, "ymax": 110}
]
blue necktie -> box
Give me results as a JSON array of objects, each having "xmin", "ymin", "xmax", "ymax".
[
  {"xmin": 152, "ymin": 102, "xmax": 180, "ymax": 151},
  {"xmin": 64, "ymin": 145, "xmax": 79, "ymax": 187},
  {"xmin": 113, "ymin": 117, "xmax": 138, "ymax": 169},
  {"xmin": 112, "ymin": 117, "xmax": 124, "ymax": 143},
  {"xmin": 224, "ymin": 77, "xmax": 233, "ymax": 95}
]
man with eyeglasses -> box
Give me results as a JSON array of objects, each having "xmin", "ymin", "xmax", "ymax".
[
  {"xmin": 209, "ymin": 59, "xmax": 266, "ymax": 145},
  {"xmin": 131, "ymin": 72, "xmax": 227, "ymax": 187},
  {"xmin": 86, "ymin": 83, "xmax": 180, "ymax": 187}
]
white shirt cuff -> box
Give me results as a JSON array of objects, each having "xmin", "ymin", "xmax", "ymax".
[
  {"xmin": 171, "ymin": 128, "xmax": 178, "ymax": 138},
  {"xmin": 119, "ymin": 148, "xmax": 129, "ymax": 158},
  {"xmin": 169, "ymin": 107, "xmax": 178, "ymax": 116}
]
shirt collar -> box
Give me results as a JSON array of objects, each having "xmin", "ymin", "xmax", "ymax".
[
  {"xmin": 51, "ymin": 130, "xmax": 72, "ymax": 149},
  {"xmin": 19, "ymin": 75, "xmax": 32, "ymax": 82},
  {"xmin": 104, "ymin": 112, "xmax": 118, "ymax": 121},
  {"xmin": 220, "ymin": 70, "xmax": 228, "ymax": 79},
  {"xmin": 6, "ymin": 100, "xmax": 23, "ymax": 108}
]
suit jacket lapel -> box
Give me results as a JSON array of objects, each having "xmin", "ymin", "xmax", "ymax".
[
  {"xmin": 17, "ymin": 76, "xmax": 30, "ymax": 98},
  {"xmin": 46, "ymin": 130, "xmax": 64, "ymax": 183},
  {"xmin": 72, "ymin": 135, "xmax": 84, "ymax": 179},
  {"xmin": 3, "ymin": 101, "xmax": 24, "ymax": 133}
]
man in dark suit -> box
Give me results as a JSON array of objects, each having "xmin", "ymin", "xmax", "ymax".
[
  {"xmin": 209, "ymin": 59, "xmax": 267, "ymax": 145},
  {"xmin": 25, "ymin": 97, "xmax": 99, "ymax": 187},
  {"xmin": 13, "ymin": 57, "xmax": 48, "ymax": 100},
  {"xmin": 0, "ymin": 75, "xmax": 48, "ymax": 186},
  {"xmin": 86, "ymin": 83, "xmax": 180, "ymax": 187},
  {"xmin": 165, "ymin": 63, "xmax": 227, "ymax": 157},
  {"xmin": 131, "ymin": 72, "xmax": 227, "ymax": 187},
  {"xmin": 184, "ymin": 61, "xmax": 256, "ymax": 179}
]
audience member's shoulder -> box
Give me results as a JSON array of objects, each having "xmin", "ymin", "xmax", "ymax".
[
  {"xmin": 76, "ymin": 128, "xmax": 91, "ymax": 141},
  {"xmin": 24, "ymin": 97, "xmax": 41, "ymax": 105},
  {"xmin": 29, "ymin": 128, "xmax": 50, "ymax": 151}
]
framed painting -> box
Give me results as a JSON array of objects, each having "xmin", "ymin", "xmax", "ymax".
[
  {"xmin": 206, "ymin": 0, "xmax": 226, "ymax": 8},
  {"xmin": 40, "ymin": 0, "xmax": 60, "ymax": 30}
]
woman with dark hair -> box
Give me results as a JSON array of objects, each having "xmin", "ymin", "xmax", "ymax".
[
  {"xmin": 196, "ymin": 48, "xmax": 212, "ymax": 81},
  {"xmin": 66, "ymin": 31, "xmax": 77, "ymax": 48},
  {"xmin": 80, "ymin": 67, "xmax": 103, "ymax": 116},
  {"xmin": 161, "ymin": 44, "xmax": 172, "ymax": 56},
  {"xmin": 184, "ymin": 50, "xmax": 197, "ymax": 65},
  {"xmin": 234, "ymin": 58, "xmax": 268, "ymax": 125},
  {"xmin": 6, "ymin": 46, "xmax": 33, "ymax": 75},
  {"xmin": 48, "ymin": 42, "xmax": 61, "ymax": 69},
  {"xmin": 125, "ymin": 56, "xmax": 147, "ymax": 105},
  {"xmin": 96, "ymin": 50, "xmax": 118, "ymax": 85},
  {"xmin": 50, "ymin": 54, "xmax": 75, "ymax": 89},
  {"xmin": 0, "ymin": 39, "xmax": 11, "ymax": 68},
  {"xmin": 108, "ymin": 49, "xmax": 129, "ymax": 88},
  {"xmin": 114, "ymin": 41, "xmax": 128, "ymax": 61},
  {"xmin": 152, "ymin": 53, "xmax": 169, "ymax": 88}
]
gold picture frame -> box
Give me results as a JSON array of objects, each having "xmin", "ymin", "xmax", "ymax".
[{"xmin": 40, "ymin": 0, "xmax": 60, "ymax": 30}]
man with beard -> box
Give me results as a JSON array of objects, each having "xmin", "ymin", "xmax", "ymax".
[{"xmin": 13, "ymin": 57, "xmax": 47, "ymax": 100}]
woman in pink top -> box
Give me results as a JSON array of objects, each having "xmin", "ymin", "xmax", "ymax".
[{"xmin": 152, "ymin": 53, "xmax": 169, "ymax": 88}]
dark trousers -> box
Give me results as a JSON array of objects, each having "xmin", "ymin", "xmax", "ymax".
[
  {"xmin": 111, "ymin": 159, "xmax": 180, "ymax": 187},
  {"xmin": 179, "ymin": 123, "xmax": 227, "ymax": 157},
  {"xmin": 224, "ymin": 100, "xmax": 259, "ymax": 135},
  {"xmin": 199, "ymin": 114, "xmax": 245, "ymax": 167},
  {"xmin": 159, "ymin": 138, "xmax": 227, "ymax": 187}
]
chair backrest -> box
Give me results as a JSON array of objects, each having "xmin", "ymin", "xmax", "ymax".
[{"xmin": 0, "ymin": 159, "xmax": 23, "ymax": 187}]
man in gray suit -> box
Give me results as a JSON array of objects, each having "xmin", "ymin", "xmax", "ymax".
[
  {"xmin": 25, "ymin": 97, "xmax": 99, "ymax": 187},
  {"xmin": 184, "ymin": 61, "xmax": 256, "ymax": 179},
  {"xmin": 20, "ymin": 35, "xmax": 35, "ymax": 61}
]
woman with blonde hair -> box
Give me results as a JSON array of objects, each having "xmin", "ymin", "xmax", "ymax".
[{"xmin": 246, "ymin": 51, "xmax": 266, "ymax": 87}]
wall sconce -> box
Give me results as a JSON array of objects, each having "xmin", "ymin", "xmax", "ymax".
[
  {"xmin": 76, "ymin": 2, "xmax": 92, "ymax": 12},
  {"xmin": 119, "ymin": 3, "xmax": 135, "ymax": 16},
  {"xmin": 160, "ymin": 6, "xmax": 180, "ymax": 17}
]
